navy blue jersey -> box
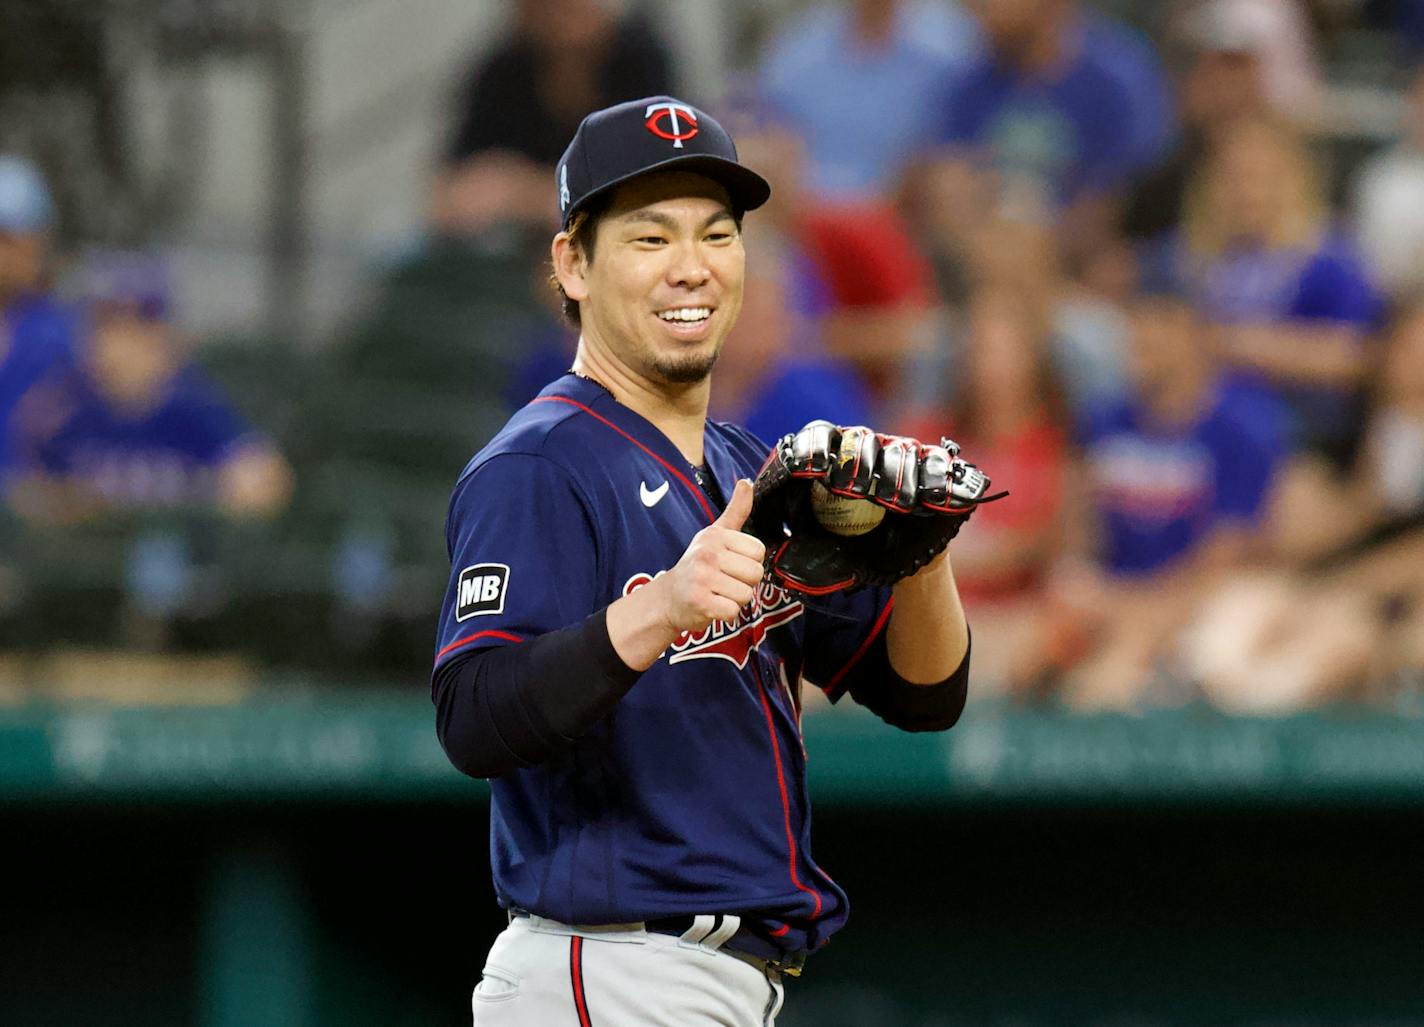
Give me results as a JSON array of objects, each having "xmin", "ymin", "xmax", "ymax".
[{"xmin": 434, "ymin": 373, "xmax": 893, "ymax": 955}]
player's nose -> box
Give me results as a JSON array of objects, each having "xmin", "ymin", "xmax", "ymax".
[{"xmin": 665, "ymin": 243, "xmax": 712, "ymax": 289}]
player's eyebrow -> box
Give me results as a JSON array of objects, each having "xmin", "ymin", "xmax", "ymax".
[{"xmin": 620, "ymin": 207, "xmax": 737, "ymax": 231}]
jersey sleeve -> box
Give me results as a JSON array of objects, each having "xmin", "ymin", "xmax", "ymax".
[
  {"xmin": 434, "ymin": 452, "xmax": 600, "ymax": 669},
  {"xmin": 1289, "ymin": 249, "xmax": 1379, "ymax": 327},
  {"xmin": 798, "ymin": 586, "xmax": 896, "ymax": 703}
]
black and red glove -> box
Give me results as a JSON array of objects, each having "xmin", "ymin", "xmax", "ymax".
[{"xmin": 747, "ymin": 421, "xmax": 1004, "ymax": 595}]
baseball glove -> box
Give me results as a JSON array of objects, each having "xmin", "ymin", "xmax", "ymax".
[{"xmin": 747, "ymin": 420, "xmax": 1005, "ymax": 595}]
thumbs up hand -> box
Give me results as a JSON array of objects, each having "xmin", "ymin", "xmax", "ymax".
[{"xmin": 658, "ymin": 479, "xmax": 768, "ymax": 633}]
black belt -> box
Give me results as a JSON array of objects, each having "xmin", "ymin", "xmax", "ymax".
[
  {"xmin": 508, "ymin": 909, "xmax": 807, "ymax": 977},
  {"xmin": 644, "ymin": 915, "xmax": 807, "ymax": 978}
]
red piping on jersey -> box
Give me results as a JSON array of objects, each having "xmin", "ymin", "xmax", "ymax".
[
  {"xmin": 768, "ymin": 922, "xmax": 790, "ymax": 938},
  {"xmin": 435, "ymin": 629, "xmax": 522, "ymax": 664},
  {"xmin": 532, "ymin": 395, "xmax": 716, "ymax": 523},
  {"xmin": 751, "ymin": 661, "xmax": 824, "ymax": 919},
  {"xmin": 821, "ymin": 597, "xmax": 895, "ymax": 696},
  {"xmin": 570, "ymin": 936, "xmax": 593, "ymax": 1027}
]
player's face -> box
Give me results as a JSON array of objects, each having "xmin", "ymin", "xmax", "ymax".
[{"xmin": 578, "ymin": 172, "xmax": 745, "ymax": 387}]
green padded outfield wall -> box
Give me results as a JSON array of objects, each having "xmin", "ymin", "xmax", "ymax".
[{"xmin": 4, "ymin": 698, "xmax": 1424, "ymax": 1026}]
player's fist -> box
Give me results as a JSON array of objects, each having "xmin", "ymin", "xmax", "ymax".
[{"xmin": 660, "ymin": 479, "xmax": 767, "ymax": 632}]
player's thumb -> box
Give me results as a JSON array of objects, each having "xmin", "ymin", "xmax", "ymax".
[{"xmin": 716, "ymin": 478, "xmax": 754, "ymax": 530}]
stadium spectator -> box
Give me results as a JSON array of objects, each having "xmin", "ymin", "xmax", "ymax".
[
  {"xmin": 436, "ymin": 0, "xmax": 673, "ymax": 237},
  {"xmin": 1051, "ymin": 282, "xmax": 1287, "ymax": 709},
  {"xmin": 1180, "ymin": 117, "xmax": 1380, "ymax": 472},
  {"xmin": 757, "ymin": 0, "xmax": 982, "ymax": 202},
  {"xmin": 1182, "ymin": 302, "xmax": 1424, "ymax": 712},
  {"xmin": 1353, "ymin": 62, "xmax": 1424, "ymax": 303},
  {"xmin": 0, "ymin": 156, "xmax": 74, "ymax": 489},
  {"xmin": 902, "ymin": 285, "xmax": 1068, "ymax": 699},
  {"xmin": 6, "ymin": 251, "xmax": 291, "ymax": 523},
  {"xmin": 920, "ymin": 0, "xmax": 1174, "ymax": 266},
  {"xmin": 1121, "ymin": 0, "xmax": 1285, "ymax": 242}
]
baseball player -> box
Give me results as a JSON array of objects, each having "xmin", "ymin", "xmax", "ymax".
[{"xmin": 433, "ymin": 96, "xmax": 989, "ymax": 1026}]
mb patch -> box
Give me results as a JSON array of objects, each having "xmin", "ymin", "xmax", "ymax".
[{"xmin": 455, "ymin": 563, "xmax": 509, "ymax": 620}]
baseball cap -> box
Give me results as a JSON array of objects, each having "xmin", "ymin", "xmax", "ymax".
[
  {"xmin": 74, "ymin": 249, "xmax": 172, "ymax": 321},
  {"xmin": 555, "ymin": 96, "xmax": 771, "ymax": 230},
  {"xmin": 0, "ymin": 155, "xmax": 55, "ymax": 233}
]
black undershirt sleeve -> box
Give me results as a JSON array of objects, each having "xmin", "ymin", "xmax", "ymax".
[
  {"xmin": 835, "ymin": 629, "xmax": 970, "ymax": 733},
  {"xmin": 432, "ymin": 606, "xmax": 643, "ymax": 779}
]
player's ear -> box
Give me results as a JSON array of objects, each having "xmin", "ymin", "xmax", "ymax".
[{"xmin": 552, "ymin": 232, "xmax": 590, "ymax": 303}]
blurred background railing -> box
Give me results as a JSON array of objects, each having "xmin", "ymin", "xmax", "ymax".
[{"xmin": 4, "ymin": 1, "xmax": 1424, "ymax": 1024}]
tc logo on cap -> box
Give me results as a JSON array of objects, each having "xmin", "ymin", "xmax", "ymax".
[{"xmin": 644, "ymin": 102, "xmax": 699, "ymax": 149}]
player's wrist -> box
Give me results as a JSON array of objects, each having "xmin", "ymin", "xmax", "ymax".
[
  {"xmin": 896, "ymin": 548, "xmax": 953, "ymax": 587},
  {"xmin": 606, "ymin": 573, "xmax": 682, "ymax": 672}
]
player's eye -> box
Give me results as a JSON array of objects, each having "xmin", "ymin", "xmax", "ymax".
[{"xmin": 635, "ymin": 235, "xmax": 668, "ymax": 246}]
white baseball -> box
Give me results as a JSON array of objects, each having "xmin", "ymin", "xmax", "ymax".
[{"xmin": 810, "ymin": 482, "xmax": 886, "ymax": 537}]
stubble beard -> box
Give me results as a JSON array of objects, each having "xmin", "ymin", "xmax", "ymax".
[
  {"xmin": 641, "ymin": 330, "xmax": 726, "ymax": 385},
  {"xmin": 650, "ymin": 346, "xmax": 722, "ymax": 385}
]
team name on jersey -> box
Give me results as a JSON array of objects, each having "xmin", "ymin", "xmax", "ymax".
[{"xmin": 622, "ymin": 573, "xmax": 804, "ymax": 668}]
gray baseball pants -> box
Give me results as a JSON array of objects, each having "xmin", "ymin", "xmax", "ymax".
[{"xmin": 470, "ymin": 912, "xmax": 786, "ymax": 1026}]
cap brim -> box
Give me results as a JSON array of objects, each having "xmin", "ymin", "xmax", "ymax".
[{"xmin": 564, "ymin": 154, "xmax": 771, "ymax": 228}]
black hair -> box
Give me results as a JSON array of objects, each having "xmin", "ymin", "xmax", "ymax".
[{"xmin": 549, "ymin": 194, "xmax": 613, "ymax": 328}]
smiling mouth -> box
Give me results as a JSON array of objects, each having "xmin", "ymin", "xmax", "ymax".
[{"xmin": 656, "ymin": 306, "xmax": 712, "ymax": 325}]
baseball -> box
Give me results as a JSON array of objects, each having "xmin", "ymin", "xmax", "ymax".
[{"xmin": 810, "ymin": 482, "xmax": 886, "ymax": 537}]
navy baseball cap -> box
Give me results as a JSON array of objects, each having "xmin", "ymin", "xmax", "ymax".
[
  {"xmin": 75, "ymin": 249, "xmax": 171, "ymax": 321},
  {"xmin": 556, "ymin": 96, "xmax": 771, "ymax": 230}
]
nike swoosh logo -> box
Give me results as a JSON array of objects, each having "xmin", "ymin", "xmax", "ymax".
[{"xmin": 640, "ymin": 480, "xmax": 670, "ymax": 507}]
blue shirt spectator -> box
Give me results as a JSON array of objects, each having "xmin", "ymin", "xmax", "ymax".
[
  {"xmin": 26, "ymin": 365, "xmax": 256, "ymax": 508},
  {"xmin": 760, "ymin": 0, "xmax": 982, "ymax": 199},
  {"xmin": 1178, "ymin": 118, "xmax": 1381, "ymax": 466},
  {"xmin": 1189, "ymin": 232, "xmax": 1381, "ymax": 461},
  {"xmin": 9, "ymin": 250, "xmax": 291, "ymax": 520},
  {"xmin": 1079, "ymin": 381, "xmax": 1285, "ymax": 578},
  {"xmin": 934, "ymin": 11, "xmax": 1164, "ymax": 210}
]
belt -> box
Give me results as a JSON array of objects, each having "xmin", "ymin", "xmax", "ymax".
[
  {"xmin": 508, "ymin": 909, "xmax": 807, "ymax": 977},
  {"xmin": 644, "ymin": 915, "xmax": 807, "ymax": 978}
]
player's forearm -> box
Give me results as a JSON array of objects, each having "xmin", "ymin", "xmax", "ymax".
[
  {"xmin": 433, "ymin": 607, "xmax": 643, "ymax": 778},
  {"xmin": 834, "ymin": 615, "xmax": 970, "ymax": 732},
  {"xmin": 885, "ymin": 551, "xmax": 970, "ymax": 685}
]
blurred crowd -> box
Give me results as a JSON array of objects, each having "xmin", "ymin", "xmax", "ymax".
[{"xmin": 4, "ymin": 0, "xmax": 1424, "ymax": 713}]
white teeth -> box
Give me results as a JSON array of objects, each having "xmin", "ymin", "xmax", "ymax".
[{"xmin": 658, "ymin": 307, "xmax": 711, "ymax": 322}]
